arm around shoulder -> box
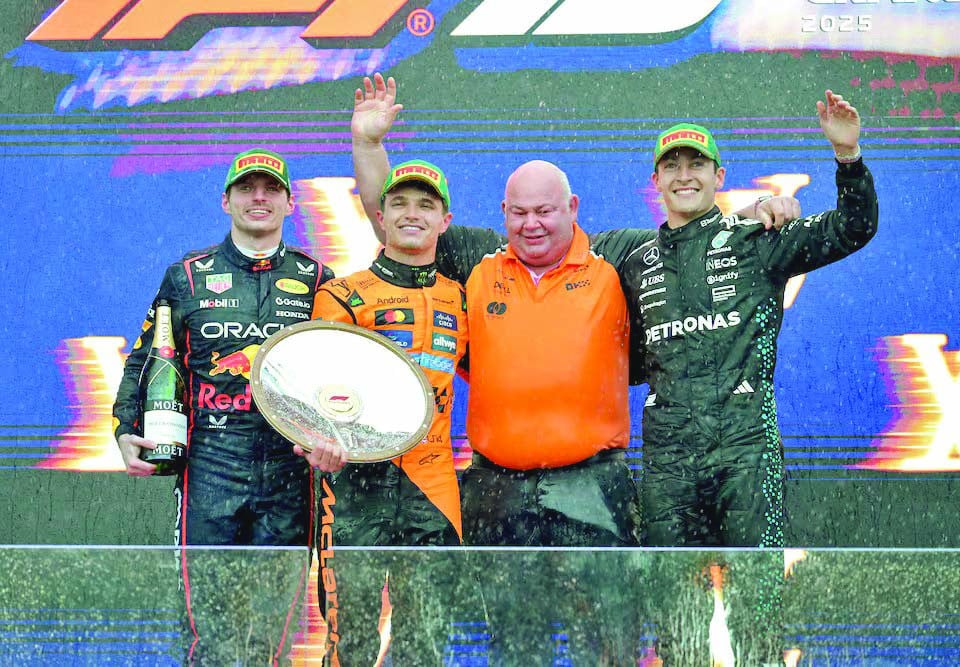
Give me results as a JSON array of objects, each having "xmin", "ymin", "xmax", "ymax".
[{"xmin": 435, "ymin": 225, "xmax": 506, "ymax": 284}]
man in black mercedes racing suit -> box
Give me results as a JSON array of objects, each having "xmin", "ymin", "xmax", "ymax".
[
  {"xmin": 112, "ymin": 149, "xmax": 334, "ymax": 664},
  {"xmin": 622, "ymin": 90, "xmax": 878, "ymax": 548}
]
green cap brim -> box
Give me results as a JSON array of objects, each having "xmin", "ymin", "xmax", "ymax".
[
  {"xmin": 224, "ymin": 149, "xmax": 292, "ymax": 192},
  {"xmin": 380, "ymin": 160, "xmax": 451, "ymax": 209}
]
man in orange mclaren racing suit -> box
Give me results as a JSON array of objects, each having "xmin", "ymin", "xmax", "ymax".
[
  {"xmin": 112, "ymin": 149, "xmax": 334, "ymax": 664},
  {"xmin": 299, "ymin": 159, "xmax": 466, "ymax": 664},
  {"xmin": 304, "ymin": 159, "xmax": 467, "ymax": 546}
]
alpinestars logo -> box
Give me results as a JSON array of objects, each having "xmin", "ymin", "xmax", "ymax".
[{"xmin": 645, "ymin": 311, "xmax": 741, "ymax": 344}]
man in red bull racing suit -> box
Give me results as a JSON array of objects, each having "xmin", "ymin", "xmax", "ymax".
[
  {"xmin": 112, "ymin": 149, "xmax": 334, "ymax": 664},
  {"xmin": 621, "ymin": 91, "xmax": 879, "ymax": 547}
]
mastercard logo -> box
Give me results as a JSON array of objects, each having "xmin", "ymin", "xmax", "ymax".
[{"xmin": 374, "ymin": 308, "xmax": 415, "ymax": 326}]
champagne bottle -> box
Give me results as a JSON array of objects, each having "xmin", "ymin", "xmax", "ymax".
[{"xmin": 139, "ymin": 299, "xmax": 187, "ymax": 475}]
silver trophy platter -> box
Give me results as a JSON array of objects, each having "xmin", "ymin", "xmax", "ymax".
[{"xmin": 250, "ymin": 320, "xmax": 434, "ymax": 463}]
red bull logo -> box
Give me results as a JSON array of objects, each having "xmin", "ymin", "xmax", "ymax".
[
  {"xmin": 209, "ymin": 344, "xmax": 260, "ymax": 379},
  {"xmin": 197, "ymin": 384, "xmax": 252, "ymax": 411}
]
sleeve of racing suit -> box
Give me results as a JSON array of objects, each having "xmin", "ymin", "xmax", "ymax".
[
  {"xmin": 319, "ymin": 264, "xmax": 336, "ymax": 284},
  {"xmin": 757, "ymin": 158, "xmax": 878, "ymax": 279},
  {"xmin": 590, "ymin": 228, "xmax": 657, "ymax": 272},
  {"xmin": 311, "ymin": 287, "xmax": 356, "ymax": 324},
  {"xmin": 592, "ymin": 228, "xmax": 657, "ymax": 386},
  {"xmin": 435, "ymin": 225, "xmax": 505, "ymax": 284},
  {"xmin": 112, "ymin": 267, "xmax": 182, "ymax": 441}
]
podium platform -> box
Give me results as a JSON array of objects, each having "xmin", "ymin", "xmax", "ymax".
[{"xmin": 2, "ymin": 547, "xmax": 958, "ymax": 665}]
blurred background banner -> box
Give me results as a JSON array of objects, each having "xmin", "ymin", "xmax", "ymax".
[{"xmin": 1, "ymin": 0, "xmax": 958, "ymax": 546}]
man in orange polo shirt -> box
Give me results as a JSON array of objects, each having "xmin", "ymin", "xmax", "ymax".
[{"xmin": 349, "ymin": 73, "xmax": 800, "ymax": 547}]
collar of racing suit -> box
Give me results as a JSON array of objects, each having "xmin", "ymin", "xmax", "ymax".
[
  {"xmin": 657, "ymin": 205, "xmax": 724, "ymax": 248},
  {"xmin": 371, "ymin": 251, "xmax": 438, "ymax": 288},
  {"xmin": 221, "ymin": 233, "xmax": 286, "ymax": 272}
]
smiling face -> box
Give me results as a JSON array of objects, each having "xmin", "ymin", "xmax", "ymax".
[
  {"xmin": 222, "ymin": 172, "xmax": 294, "ymax": 248},
  {"xmin": 502, "ymin": 160, "xmax": 578, "ymax": 269},
  {"xmin": 377, "ymin": 182, "xmax": 452, "ymax": 265},
  {"xmin": 653, "ymin": 147, "xmax": 725, "ymax": 228}
]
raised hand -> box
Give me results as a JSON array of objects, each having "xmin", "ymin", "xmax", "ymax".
[
  {"xmin": 352, "ymin": 72, "xmax": 403, "ymax": 145},
  {"xmin": 816, "ymin": 89, "xmax": 860, "ymax": 157}
]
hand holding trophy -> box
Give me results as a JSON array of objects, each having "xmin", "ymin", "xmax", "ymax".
[{"xmin": 249, "ymin": 320, "xmax": 435, "ymax": 462}]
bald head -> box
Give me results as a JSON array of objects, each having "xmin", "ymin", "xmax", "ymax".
[
  {"xmin": 502, "ymin": 160, "xmax": 578, "ymax": 269},
  {"xmin": 505, "ymin": 160, "xmax": 572, "ymax": 201}
]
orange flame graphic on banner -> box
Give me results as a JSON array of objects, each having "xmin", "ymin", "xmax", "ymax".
[
  {"xmin": 639, "ymin": 646, "xmax": 664, "ymax": 667},
  {"xmin": 374, "ymin": 572, "xmax": 393, "ymax": 667},
  {"xmin": 861, "ymin": 334, "xmax": 960, "ymax": 471},
  {"xmin": 784, "ymin": 647, "xmax": 803, "ymax": 667},
  {"xmin": 784, "ymin": 549, "xmax": 808, "ymax": 579},
  {"xmin": 288, "ymin": 551, "xmax": 330, "ymax": 665},
  {"xmin": 47, "ymin": 337, "xmax": 128, "ymax": 471},
  {"xmin": 293, "ymin": 176, "xmax": 381, "ymax": 278},
  {"xmin": 717, "ymin": 173, "xmax": 811, "ymax": 310},
  {"xmin": 708, "ymin": 563, "xmax": 735, "ymax": 667},
  {"xmin": 288, "ymin": 560, "xmax": 394, "ymax": 664}
]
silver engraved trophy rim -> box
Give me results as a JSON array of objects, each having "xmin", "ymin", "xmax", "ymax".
[{"xmin": 250, "ymin": 319, "xmax": 435, "ymax": 463}]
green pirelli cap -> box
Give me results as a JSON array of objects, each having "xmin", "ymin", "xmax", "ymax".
[
  {"xmin": 654, "ymin": 123, "xmax": 721, "ymax": 167},
  {"xmin": 380, "ymin": 159, "xmax": 451, "ymax": 209},
  {"xmin": 224, "ymin": 148, "xmax": 291, "ymax": 192}
]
